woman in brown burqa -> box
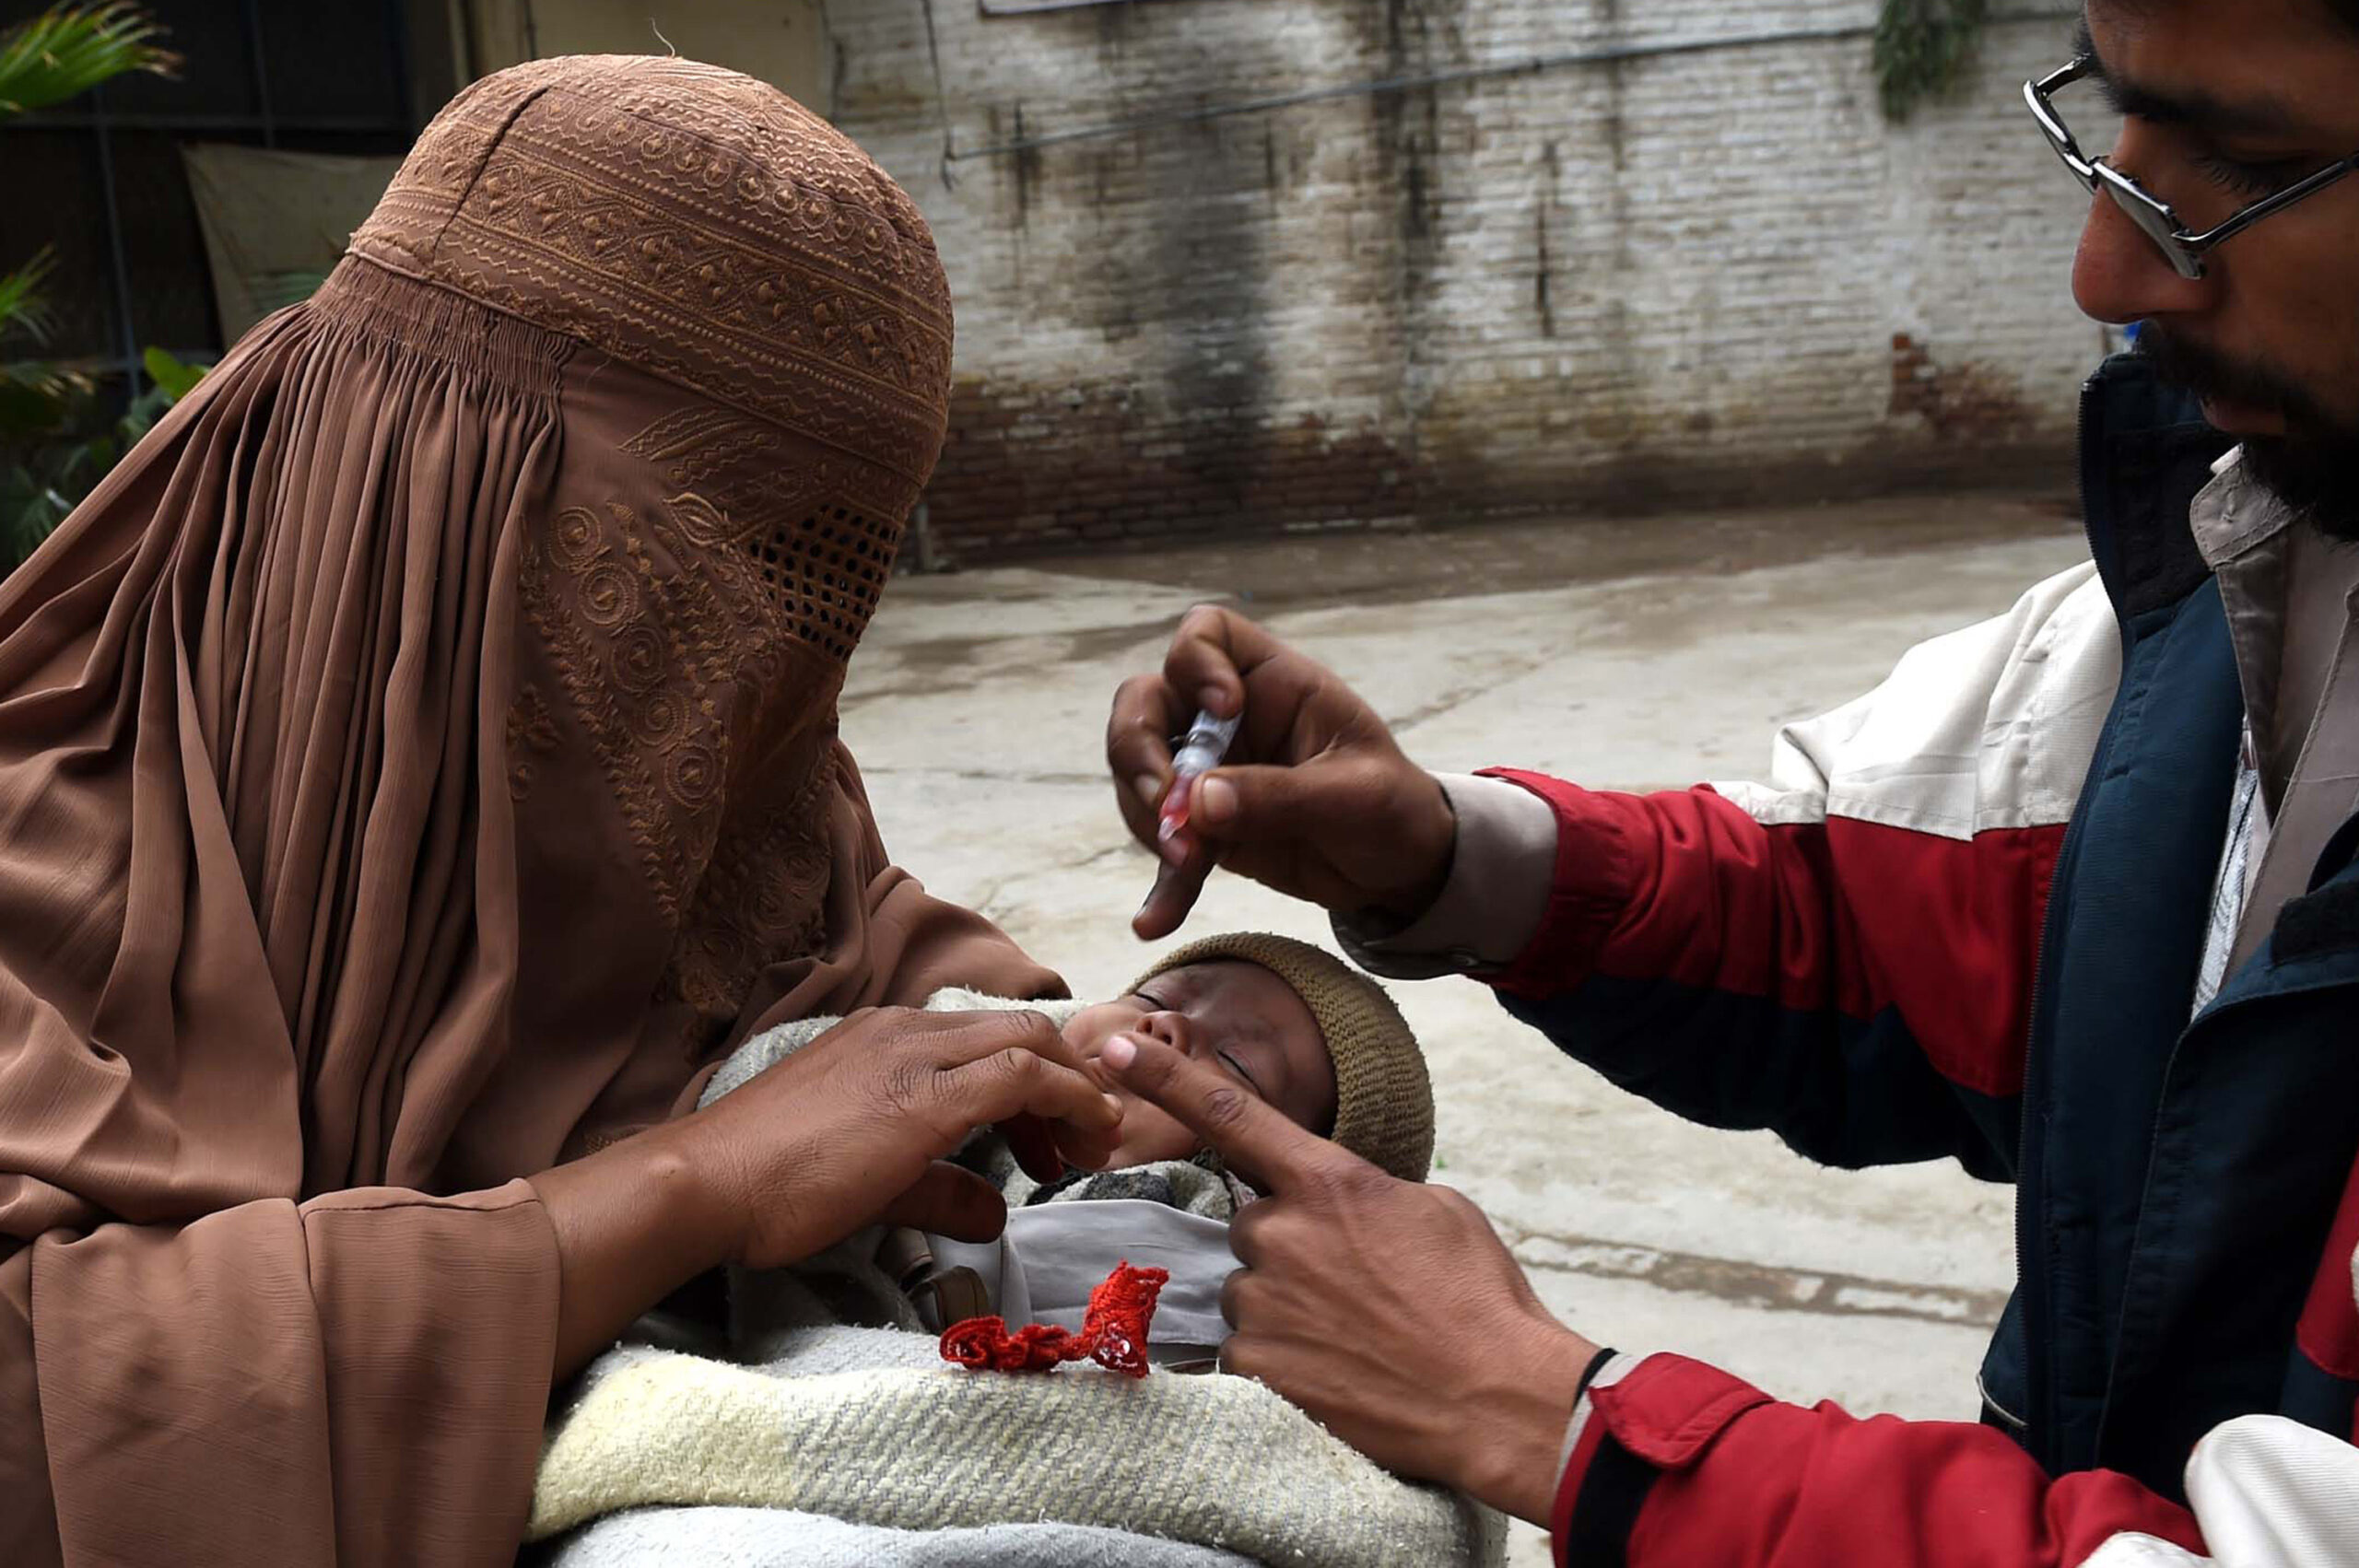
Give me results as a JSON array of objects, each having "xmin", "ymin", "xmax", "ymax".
[{"xmin": 0, "ymin": 55, "xmax": 1123, "ymax": 1567}]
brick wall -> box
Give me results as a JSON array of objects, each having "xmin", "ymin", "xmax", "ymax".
[{"xmin": 822, "ymin": 1, "xmax": 2106, "ymax": 560}]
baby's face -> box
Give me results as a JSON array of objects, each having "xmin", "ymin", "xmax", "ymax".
[{"xmin": 1062, "ymin": 960, "xmax": 1337, "ymax": 1182}]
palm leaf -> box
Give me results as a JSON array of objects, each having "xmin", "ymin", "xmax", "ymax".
[
  {"xmin": 0, "ymin": 249, "xmax": 77, "ymax": 436},
  {"xmin": 0, "ymin": 4, "xmax": 179, "ymax": 117},
  {"xmin": 0, "ymin": 247, "xmax": 61, "ymax": 345},
  {"xmin": 0, "ymin": 357, "xmax": 86, "ymax": 434},
  {"xmin": 1, "ymin": 440, "xmax": 88, "ymax": 570}
]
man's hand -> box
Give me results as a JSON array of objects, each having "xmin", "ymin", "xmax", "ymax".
[
  {"xmin": 1106, "ymin": 605, "xmax": 1456, "ymax": 940},
  {"xmin": 1100, "ymin": 1031, "xmax": 1597, "ymax": 1524}
]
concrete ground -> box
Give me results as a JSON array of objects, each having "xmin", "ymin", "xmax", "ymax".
[{"xmin": 841, "ymin": 492, "xmax": 2090, "ymax": 1563}]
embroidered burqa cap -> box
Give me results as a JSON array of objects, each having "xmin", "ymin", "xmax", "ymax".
[
  {"xmin": 353, "ymin": 53, "xmax": 956, "ymax": 526},
  {"xmin": 0, "ymin": 57, "xmax": 1056, "ymax": 1568}
]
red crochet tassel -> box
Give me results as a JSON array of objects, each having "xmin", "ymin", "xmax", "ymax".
[
  {"xmin": 939, "ymin": 1260, "xmax": 1170, "ymax": 1380},
  {"xmin": 940, "ymin": 1317, "xmax": 1074, "ymax": 1372},
  {"xmin": 1075, "ymin": 1258, "xmax": 1165, "ymax": 1375}
]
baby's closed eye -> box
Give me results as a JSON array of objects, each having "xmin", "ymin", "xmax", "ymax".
[{"xmin": 1212, "ymin": 1047, "xmax": 1267, "ymax": 1098}]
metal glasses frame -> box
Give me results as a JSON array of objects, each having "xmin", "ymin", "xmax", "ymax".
[{"xmin": 2025, "ymin": 55, "xmax": 2359, "ymax": 281}]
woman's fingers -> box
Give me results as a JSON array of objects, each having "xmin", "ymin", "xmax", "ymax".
[
  {"xmin": 908, "ymin": 1012, "xmax": 1124, "ymax": 1176},
  {"xmin": 698, "ymin": 1007, "xmax": 1128, "ymax": 1273},
  {"xmin": 938, "ymin": 1042, "xmax": 1122, "ymax": 1133},
  {"xmin": 920, "ymin": 1008, "xmax": 1106, "ymax": 1083},
  {"xmin": 1045, "ymin": 1109, "xmax": 1121, "ymax": 1174},
  {"xmin": 947, "ymin": 1048, "xmax": 1124, "ymax": 1180},
  {"xmin": 999, "ymin": 1106, "xmax": 1121, "ymax": 1180},
  {"xmin": 879, "ymin": 1160, "xmax": 1009, "ymax": 1243},
  {"xmin": 825, "ymin": 1010, "xmax": 1122, "ymax": 1176},
  {"xmin": 999, "ymin": 1113, "xmax": 1065, "ymax": 1184}
]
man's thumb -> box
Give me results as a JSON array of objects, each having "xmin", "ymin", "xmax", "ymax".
[{"xmin": 1189, "ymin": 762, "xmax": 1321, "ymax": 841}]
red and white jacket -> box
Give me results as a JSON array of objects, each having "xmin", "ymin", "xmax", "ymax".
[{"xmin": 1349, "ymin": 489, "xmax": 2359, "ymax": 1567}]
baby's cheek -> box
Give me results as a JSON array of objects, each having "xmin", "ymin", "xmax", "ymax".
[
  {"xmin": 1109, "ymin": 1097, "xmax": 1203, "ymax": 1168},
  {"xmin": 1061, "ymin": 1003, "xmax": 1118, "ymax": 1052}
]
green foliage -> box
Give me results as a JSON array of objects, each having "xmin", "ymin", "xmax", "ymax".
[
  {"xmin": 0, "ymin": 350, "xmax": 201, "ymax": 571},
  {"xmin": 0, "ymin": 249, "xmax": 84, "ymax": 436},
  {"xmin": 1873, "ymin": 0, "xmax": 1989, "ymax": 122},
  {"xmin": 0, "ymin": 6, "xmax": 191, "ymax": 577},
  {"xmin": 0, "ymin": 246, "xmax": 59, "ymax": 342},
  {"xmin": 142, "ymin": 344, "xmax": 203, "ymax": 401},
  {"xmin": 0, "ymin": 2, "xmax": 176, "ymax": 115},
  {"xmin": 0, "ymin": 357, "xmax": 78, "ymax": 435},
  {"xmin": 0, "ymin": 368, "xmax": 178, "ymax": 571}
]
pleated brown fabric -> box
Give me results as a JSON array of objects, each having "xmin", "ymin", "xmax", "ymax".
[{"xmin": 0, "ymin": 57, "xmax": 1056, "ymax": 1567}]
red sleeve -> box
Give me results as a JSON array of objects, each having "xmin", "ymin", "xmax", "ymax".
[
  {"xmin": 1553, "ymin": 1355, "xmax": 2208, "ymax": 1568},
  {"xmin": 1481, "ymin": 770, "xmax": 2056, "ymax": 1104},
  {"xmin": 1477, "ymin": 770, "xmax": 1648, "ymax": 1001}
]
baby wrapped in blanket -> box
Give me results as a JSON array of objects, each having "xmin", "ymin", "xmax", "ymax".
[
  {"xmin": 531, "ymin": 934, "xmax": 1504, "ymax": 1567},
  {"xmin": 719, "ymin": 930, "xmax": 1437, "ymax": 1367}
]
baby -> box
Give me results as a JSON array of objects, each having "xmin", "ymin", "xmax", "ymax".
[
  {"xmin": 550, "ymin": 936, "xmax": 1498, "ymax": 1568},
  {"xmin": 706, "ymin": 931, "xmax": 1433, "ymax": 1365},
  {"xmin": 553, "ymin": 936, "xmax": 1496, "ymax": 1568},
  {"xmin": 1027, "ymin": 930, "xmax": 1430, "ymax": 1188}
]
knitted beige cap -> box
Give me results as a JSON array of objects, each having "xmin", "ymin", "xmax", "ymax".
[{"xmin": 1132, "ymin": 932, "xmax": 1434, "ymax": 1182}]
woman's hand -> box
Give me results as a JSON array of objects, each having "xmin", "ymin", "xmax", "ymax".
[
  {"xmin": 683, "ymin": 1006, "xmax": 1122, "ymax": 1269},
  {"xmin": 532, "ymin": 1007, "xmax": 1121, "ymax": 1375},
  {"xmin": 1106, "ymin": 605, "xmax": 1457, "ymax": 940}
]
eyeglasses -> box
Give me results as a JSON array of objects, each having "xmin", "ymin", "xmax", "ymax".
[{"xmin": 2025, "ymin": 55, "xmax": 2359, "ymax": 280}]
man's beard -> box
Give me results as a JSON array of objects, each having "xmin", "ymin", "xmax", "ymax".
[{"xmin": 2134, "ymin": 327, "xmax": 2359, "ymax": 542}]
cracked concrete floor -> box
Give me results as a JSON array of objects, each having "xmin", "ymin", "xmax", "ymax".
[{"xmin": 841, "ymin": 494, "xmax": 2088, "ymax": 1562}]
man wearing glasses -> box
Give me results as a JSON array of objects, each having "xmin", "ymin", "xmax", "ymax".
[{"xmin": 1099, "ymin": 2, "xmax": 2359, "ymax": 1563}]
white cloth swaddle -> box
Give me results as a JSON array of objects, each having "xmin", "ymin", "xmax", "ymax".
[{"xmin": 921, "ymin": 1199, "xmax": 1236, "ymax": 1366}]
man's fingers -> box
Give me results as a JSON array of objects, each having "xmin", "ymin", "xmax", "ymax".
[
  {"xmin": 1215, "ymin": 1331, "xmax": 1267, "ymax": 1383},
  {"xmin": 1216, "ymin": 1260, "xmax": 1281, "ymax": 1332},
  {"xmin": 1131, "ymin": 858, "xmax": 1211, "ymax": 941},
  {"xmin": 1190, "ymin": 745, "xmax": 1405, "ymax": 846},
  {"xmin": 1100, "ymin": 1034, "xmax": 1328, "ymax": 1192},
  {"xmin": 1107, "ymin": 666, "xmax": 1208, "ymax": 937},
  {"xmin": 1107, "ymin": 606, "xmax": 1288, "ymax": 802},
  {"xmin": 880, "ymin": 1161, "xmax": 1008, "ymax": 1244},
  {"xmin": 1162, "ymin": 603, "xmax": 1266, "ymax": 720},
  {"xmin": 1108, "ymin": 672, "xmax": 1183, "ymax": 834},
  {"xmin": 1226, "ymin": 1196, "xmax": 1273, "ymax": 1268}
]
